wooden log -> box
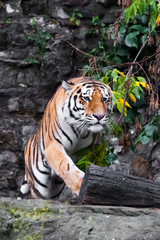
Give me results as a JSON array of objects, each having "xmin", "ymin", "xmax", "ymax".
[{"xmin": 78, "ymin": 165, "xmax": 160, "ymax": 207}]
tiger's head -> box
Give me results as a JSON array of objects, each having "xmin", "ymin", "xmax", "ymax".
[{"xmin": 62, "ymin": 78, "xmax": 113, "ymax": 134}]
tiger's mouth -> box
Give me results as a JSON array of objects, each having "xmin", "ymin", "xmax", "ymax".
[
  {"xmin": 88, "ymin": 116, "xmax": 108, "ymax": 125},
  {"xmin": 87, "ymin": 118, "xmax": 108, "ymax": 132},
  {"xmin": 88, "ymin": 123, "xmax": 105, "ymax": 133}
]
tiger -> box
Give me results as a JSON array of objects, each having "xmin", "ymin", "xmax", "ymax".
[{"xmin": 20, "ymin": 76, "xmax": 113, "ymax": 199}]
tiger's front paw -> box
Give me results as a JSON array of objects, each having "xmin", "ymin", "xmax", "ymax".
[
  {"xmin": 62, "ymin": 166, "xmax": 84, "ymax": 195},
  {"xmin": 72, "ymin": 169, "xmax": 85, "ymax": 195}
]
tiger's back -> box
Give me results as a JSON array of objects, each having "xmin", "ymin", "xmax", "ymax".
[{"xmin": 20, "ymin": 77, "xmax": 113, "ymax": 199}]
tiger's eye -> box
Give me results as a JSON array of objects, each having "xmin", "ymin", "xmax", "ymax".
[
  {"xmin": 102, "ymin": 97, "xmax": 109, "ymax": 103},
  {"xmin": 83, "ymin": 96, "xmax": 91, "ymax": 102}
]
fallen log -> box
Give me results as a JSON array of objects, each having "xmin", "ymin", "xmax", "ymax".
[{"xmin": 78, "ymin": 165, "xmax": 160, "ymax": 207}]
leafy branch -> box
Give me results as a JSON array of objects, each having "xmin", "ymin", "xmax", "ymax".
[
  {"xmin": 68, "ymin": 1, "xmax": 160, "ymax": 171},
  {"xmin": 117, "ymin": 34, "xmax": 150, "ymax": 123}
]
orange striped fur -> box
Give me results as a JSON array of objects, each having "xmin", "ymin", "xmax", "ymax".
[{"xmin": 20, "ymin": 77, "xmax": 113, "ymax": 199}]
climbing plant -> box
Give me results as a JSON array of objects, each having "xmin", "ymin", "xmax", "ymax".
[
  {"xmin": 26, "ymin": 17, "xmax": 51, "ymax": 66},
  {"xmin": 72, "ymin": 0, "xmax": 160, "ymax": 171}
]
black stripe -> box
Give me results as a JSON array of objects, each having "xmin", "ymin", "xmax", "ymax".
[
  {"xmin": 27, "ymin": 158, "xmax": 48, "ymax": 188},
  {"xmin": 65, "ymin": 80, "xmax": 75, "ymax": 85},
  {"xmin": 41, "ymin": 124, "xmax": 45, "ymax": 151},
  {"xmin": 45, "ymin": 116, "xmax": 47, "ymax": 132},
  {"xmin": 69, "ymin": 108, "xmax": 80, "ymax": 120},
  {"xmin": 86, "ymin": 85, "xmax": 106, "ymax": 89},
  {"xmin": 36, "ymin": 143, "xmax": 49, "ymax": 175},
  {"xmin": 68, "ymin": 94, "xmax": 72, "ymax": 109},
  {"xmin": 22, "ymin": 180, "xmax": 28, "ymax": 185},
  {"xmin": 32, "ymin": 185, "xmax": 46, "ymax": 199},
  {"xmin": 73, "ymin": 95, "xmax": 78, "ymax": 111},
  {"xmin": 54, "ymin": 135, "xmax": 63, "ymax": 145},
  {"xmin": 55, "ymin": 117, "xmax": 73, "ymax": 145},
  {"xmin": 82, "ymin": 81, "xmax": 104, "ymax": 86},
  {"xmin": 32, "ymin": 138, "xmax": 36, "ymax": 165},
  {"xmin": 82, "ymin": 131, "xmax": 90, "ymax": 139},
  {"xmin": 42, "ymin": 159, "xmax": 50, "ymax": 169},
  {"xmin": 51, "ymin": 120, "xmax": 62, "ymax": 144},
  {"xmin": 77, "ymin": 88, "xmax": 81, "ymax": 94},
  {"xmin": 51, "ymin": 127, "xmax": 63, "ymax": 145},
  {"xmin": 68, "ymin": 95, "xmax": 80, "ymax": 120},
  {"xmin": 70, "ymin": 125, "xmax": 78, "ymax": 138},
  {"xmin": 40, "ymin": 144, "xmax": 45, "ymax": 160},
  {"xmin": 73, "ymin": 95, "xmax": 84, "ymax": 112},
  {"xmin": 28, "ymin": 139, "xmax": 32, "ymax": 164},
  {"xmin": 48, "ymin": 127, "xmax": 53, "ymax": 141},
  {"xmin": 47, "ymin": 104, "xmax": 53, "ymax": 141}
]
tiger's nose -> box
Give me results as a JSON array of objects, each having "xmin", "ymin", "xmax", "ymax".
[{"xmin": 93, "ymin": 114, "xmax": 105, "ymax": 120}]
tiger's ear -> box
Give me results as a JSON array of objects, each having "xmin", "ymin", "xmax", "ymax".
[{"xmin": 62, "ymin": 80, "xmax": 75, "ymax": 91}]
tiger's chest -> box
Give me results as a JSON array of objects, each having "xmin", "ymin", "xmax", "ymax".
[
  {"xmin": 61, "ymin": 126, "xmax": 93, "ymax": 156},
  {"xmin": 70, "ymin": 132, "xmax": 93, "ymax": 155}
]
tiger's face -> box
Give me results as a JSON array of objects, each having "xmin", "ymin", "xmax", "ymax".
[
  {"xmin": 62, "ymin": 79, "xmax": 113, "ymax": 134},
  {"xmin": 78, "ymin": 83, "xmax": 112, "ymax": 132}
]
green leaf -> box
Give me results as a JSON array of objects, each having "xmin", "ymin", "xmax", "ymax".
[
  {"xmin": 117, "ymin": 47, "xmax": 129, "ymax": 57},
  {"xmin": 153, "ymin": 130, "xmax": 159, "ymax": 142},
  {"xmin": 139, "ymin": 1, "xmax": 147, "ymax": 15},
  {"xmin": 125, "ymin": 109, "xmax": 139, "ymax": 124},
  {"xmin": 117, "ymin": 101, "xmax": 124, "ymax": 113},
  {"xmin": 132, "ymin": 3, "xmax": 138, "ymax": 16},
  {"xmin": 74, "ymin": 147, "xmax": 90, "ymax": 156},
  {"xmin": 76, "ymin": 156, "xmax": 92, "ymax": 172},
  {"xmin": 141, "ymin": 15, "xmax": 147, "ymax": 25},
  {"xmin": 118, "ymin": 25, "xmax": 127, "ymax": 43},
  {"xmin": 75, "ymin": 20, "xmax": 81, "ymax": 25},
  {"xmin": 104, "ymin": 152, "xmax": 117, "ymax": 165},
  {"xmin": 129, "ymin": 25, "xmax": 145, "ymax": 32},
  {"xmin": 118, "ymin": 76, "xmax": 128, "ymax": 90},
  {"xmin": 150, "ymin": 10, "xmax": 157, "ymax": 30},
  {"xmin": 30, "ymin": 17, "xmax": 36, "ymax": 26},
  {"xmin": 111, "ymin": 70, "xmax": 119, "ymax": 81},
  {"xmin": 125, "ymin": 31, "xmax": 139, "ymax": 48},
  {"xmin": 132, "ymin": 87, "xmax": 142, "ymax": 99},
  {"xmin": 77, "ymin": 13, "xmax": 83, "ymax": 18},
  {"xmin": 135, "ymin": 135, "xmax": 150, "ymax": 144},
  {"xmin": 69, "ymin": 17, "xmax": 75, "ymax": 23},
  {"xmin": 144, "ymin": 124, "xmax": 156, "ymax": 137},
  {"xmin": 112, "ymin": 93, "xmax": 119, "ymax": 104},
  {"xmin": 108, "ymin": 120, "xmax": 122, "ymax": 136},
  {"xmin": 140, "ymin": 35, "xmax": 147, "ymax": 44},
  {"xmin": 137, "ymin": 76, "xmax": 146, "ymax": 83},
  {"xmin": 112, "ymin": 56, "xmax": 122, "ymax": 64},
  {"xmin": 101, "ymin": 76, "xmax": 109, "ymax": 84},
  {"xmin": 130, "ymin": 77, "xmax": 137, "ymax": 84},
  {"xmin": 125, "ymin": 3, "xmax": 137, "ymax": 23},
  {"xmin": 142, "ymin": 27, "xmax": 150, "ymax": 34}
]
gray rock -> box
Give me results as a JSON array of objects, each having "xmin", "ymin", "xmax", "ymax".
[
  {"xmin": 0, "ymin": 0, "xmax": 22, "ymax": 18},
  {"xmin": 22, "ymin": 125, "xmax": 38, "ymax": 147},
  {"xmin": 8, "ymin": 97, "xmax": 19, "ymax": 112},
  {"xmin": 0, "ymin": 150, "xmax": 18, "ymax": 168},
  {"xmin": 0, "ymin": 197, "xmax": 160, "ymax": 240},
  {"xmin": 0, "ymin": 151, "xmax": 19, "ymax": 196},
  {"xmin": 23, "ymin": 98, "xmax": 35, "ymax": 112},
  {"xmin": 102, "ymin": 7, "xmax": 123, "ymax": 24}
]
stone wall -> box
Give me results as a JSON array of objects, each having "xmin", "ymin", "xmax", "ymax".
[{"xmin": 0, "ymin": 0, "xmax": 122, "ymax": 197}]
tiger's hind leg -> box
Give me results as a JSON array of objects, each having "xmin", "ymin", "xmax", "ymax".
[
  {"xmin": 24, "ymin": 161, "xmax": 65, "ymax": 199},
  {"xmin": 29, "ymin": 169, "xmax": 65, "ymax": 199},
  {"xmin": 50, "ymin": 170, "xmax": 65, "ymax": 198}
]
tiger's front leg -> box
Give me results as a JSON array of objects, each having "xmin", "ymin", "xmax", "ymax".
[{"xmin": 45, "ymin": 141, "xmax": 84, "ymax": 195}]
